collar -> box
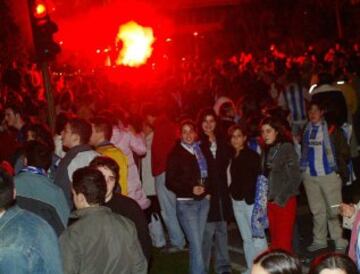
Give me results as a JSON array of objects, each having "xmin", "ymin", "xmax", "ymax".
[
  {"xmin": 70, "ymin": 206, "xmax": 111, "ymax": 218},
  {"xmin": 20, "ymin": 166, "xmax": 47, "ymax": 176}
]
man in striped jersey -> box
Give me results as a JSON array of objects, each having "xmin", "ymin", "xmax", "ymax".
[
  {"xmin": 301, "ymin": 100, "xmax": 350, "ymax": 252},
  {"xmin": 279, "ymin": 68, "xmax": 310, "ymax": 138}
]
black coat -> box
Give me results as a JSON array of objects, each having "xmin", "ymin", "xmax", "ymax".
[
  {"xmin": 229, "ymin": 147, "xmax": 261, "ymax": 204},
  {"xmin": 166, "ymin": 142, "xmax": 208, "ymax": 199},
  {"xmin": 200, "ymin": 138, "xmax": 233, "ymax": 222}
]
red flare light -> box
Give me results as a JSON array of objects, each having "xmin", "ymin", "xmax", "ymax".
[
  {"xmin": 34, "ymin": 3, "xmax": 47, "ymax": 19},
  {"xmin": 115, "ymin": 21, "xmax": 155, "ymax": 67}
]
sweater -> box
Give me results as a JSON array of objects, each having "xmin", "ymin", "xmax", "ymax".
[{"xmin": 229, "ymin": 147, "xmax": 261, "ymax": 204}]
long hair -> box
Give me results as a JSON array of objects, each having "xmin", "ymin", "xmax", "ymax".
[
  {"xmin": 196, "ymin": 107, "xmax": 222, "ymax": 142},
  {"xmin": 260, "ymin": 116, "xmax": 293, "ymax": 146}
]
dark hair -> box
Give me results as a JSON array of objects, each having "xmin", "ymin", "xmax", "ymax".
[
  {"xmin": 89, "ymin": 156, "xmax": 120, "ymax": 187},
  {"xmin": 5, "ymin": 102, "xmax": 24, "ymax": 118},
  {"xmin": 72, "ymin": 167, "xmax": 107, "ymax": 205},
  {"xmin": 90, "ymin": 116, "xmax": 113, "ymax": 141},
  {"xmin": 68, "ymin": 118, "xmax": 92, "ymax": 145},
  {"xmin": 308, "ymin": 99, "xmax": 325, "ymax": 112},
  {"xmin": 0, "ymin": 168, "xmax": 15, "ymax": 209},
  {"xmin": 26, "ymin": 123, "xmax": 55, "ymax": 152},
  {"xmin": 219, "ymin": 102, "xmax": 235, "ymax": 117},
  {"xmin": 260, "ymin": 116, "xmax": 292, "ymax": 144},
  {"xmin": 309, "ymin": 253, "xmax": 358, "ymax": 274},
  {"xmin": 254, "ymin": 249, "xmax": 302, "ymax": 274},
  {"xmin": 180, "ymin": 119, "xmax": 197, "ymax": 132},
  {"xmin": 55, "ymin": 112, "xmax": 74, "ymax": 135},
  {"xmin": 197, "ymin": 108, "xmax": 221, "ymax": 140},
  {"xmin": 24, "ymin": 140, "xmax": 52, "ymax": 170},
  {"xmin": 228, "ymin": 123, "xmax": 248, "ymax": 137}
]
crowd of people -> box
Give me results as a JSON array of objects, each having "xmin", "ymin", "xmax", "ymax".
[{"xmin": 0, "ymin": 40, "xmax": 360, "ymax": 274}]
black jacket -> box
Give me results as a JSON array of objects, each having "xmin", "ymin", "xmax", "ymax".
[
  {"xmin": 105, "ymin": 194, "xmax": 152, "ymax": 261},
  {"xmin": 201, "ymin": 138, "xmax": 233, "ymax": 222},
  {"xmin": 229, "ymin": 147, "xmax": 260, "ymax": 204},
  {"xmin": 166, "ymin": 142, "xmax": 208, "ymax": 199}
]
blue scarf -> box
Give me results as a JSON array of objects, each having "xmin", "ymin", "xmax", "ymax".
[
  {"xmin": 300, "ymin": 120, "xmax": 337, "ymax": 172},
  {"xmin": 182, "ymin": 141, "xmax": 208, "ymax": 178},
  {"xmin": 20, "ymin": 166, "xmax": 47, "ymax": 177},
  {"xmin": 251, "ymin": 174, "xmax": 269, "ymax": 238}
]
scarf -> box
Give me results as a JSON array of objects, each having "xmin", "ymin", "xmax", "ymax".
[
  {"xmin": 20, "ymin": 166, "xmax": 47, "ymax": 176},
  {"xmin": 349, "ymin": 210, "xmax": 360, "ymax": 263},
  {"xmin": 251, "ymin": 174, "xmax": 269, "ymax": 238},
  {"xmin": 182, "ymin": 141, "xmax": 208, "ymax": 178},
  {"xmin": 300, "ymin": 120, "xmax": 337, "ymax": 172}
]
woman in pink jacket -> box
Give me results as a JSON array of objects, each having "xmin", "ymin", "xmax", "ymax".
[{"xmin": 111, "ymin": 119, "xmax": 150, "ymax": 210}]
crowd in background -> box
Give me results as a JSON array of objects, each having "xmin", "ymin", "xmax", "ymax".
[{"xmin": 0, "ymin": 41, "xmax": 360, "ymax": 274}]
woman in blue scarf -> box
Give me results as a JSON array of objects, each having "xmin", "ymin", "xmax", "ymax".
[{"xmin": 166, "ymin": 119, "xmax": 210, "ymax": 274}]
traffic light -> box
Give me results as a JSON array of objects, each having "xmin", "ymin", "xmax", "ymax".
[{"xmin": 28, "ymin": 0, "xmax": 60, "ymax": 62}]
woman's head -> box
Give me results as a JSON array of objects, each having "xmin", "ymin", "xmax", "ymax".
[
  {"xmin": 197, "ymin": 108, "xmax": 218, "ymax": 138},
  {"xmin": 260, "ymin": 116, "xmax": 291, "ymax": 146},
  {"xmin": 228, "ymin": 124, "xmax": 248, "ymax": 152},
  {"xmin": 309, "ymin": 253, "xmax": 358, "ymax": 274},
  {"xmin": 180, "ymin": 119, "xmax": 197, "ymax": 145},
  {"xmin": 252, "ymin": 249, "xmax": 302, "ymax": 274}
]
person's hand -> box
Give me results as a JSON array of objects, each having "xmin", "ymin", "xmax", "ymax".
[
  {"xmin": 340, "ymin": 203, "xmax": 356, "ymax": 217},
  {"xmin": 193, "ymin": 186, "xmax": 205, "ymax": 196}
]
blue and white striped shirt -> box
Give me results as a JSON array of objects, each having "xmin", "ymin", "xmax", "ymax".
[
  {"xmin": 305, "ymin": 124, "xmax": 335, "ymax": 176},
  {"xmin": 283, "ymin": 83, "xmax": 308, "ymax": 123}
]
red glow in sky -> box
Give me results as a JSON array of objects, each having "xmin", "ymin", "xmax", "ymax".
[
  {"xmin": 115, "ymin": 21, "xmax": 155, "ymax": 67},
  {"xmin": 56, "ymin": 0, "xmax": 173, "ymax": 67}
]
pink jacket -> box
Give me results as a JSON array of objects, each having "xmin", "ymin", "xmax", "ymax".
[{"xmin": 111, "ymin": 126, "xmax": 150, "ymax": 209}]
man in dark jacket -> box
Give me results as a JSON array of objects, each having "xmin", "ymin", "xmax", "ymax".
[
  {"xmin": 15, "ymin": 140, "xmax": 69, "ymax": 236},
  {"xmin": 60, "ymin": 167, "xmax": 147, "ymax": 274}
]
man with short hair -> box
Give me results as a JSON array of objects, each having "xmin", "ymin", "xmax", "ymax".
[
  {"xmin": 15, "ymin": 140, "xmax": 70, "ymax": 236},
  {"xmin": 89, "ymin": 116, "xmax": 128, "ymax": 195},
  {"xmin": 90, "ymin": 156, "xmax": 152, "ymax": 261},
  {"xmin": 54, "ymin": 118, "xmax": 99, "ymax": 206},
  {"xmin": 60, "ymin": 166, "xmax": 147, "ymax": 274},
  {"xmin": 4, "ymin": 103, "xmax": 28, "ymax": 144},
  {"xmin": 0, "ymin": 168, "xmax": 63, "ymax": 273}
]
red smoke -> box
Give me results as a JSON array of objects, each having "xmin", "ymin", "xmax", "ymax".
[{"xmin": 55, "ymin": 0, "xmax": 173, "ymax": 68}]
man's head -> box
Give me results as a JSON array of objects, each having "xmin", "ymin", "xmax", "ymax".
[
  {"xmin": 23, "ymin": 140, "xmax": 52, "ymax": 171},
  {"xmin": 90, "ymin": 156, "xmax": 120, "ymax": 200},
  {"xmin": 0, "ymin": 169, "xmax": 15, "ymax": 211},
  {"xmin": 308, "ymin": 100, "xmax": 325, "ymax": 124},
  {"xmin": 72, "ymin": 167, "xmax": 107, "ymax": 209},
  {"xmin": 89, "ymin": 116, "xmax": 113, "ymax": 146},
  {"xmin": 142, "ymin": 103, "xmax": 159, "ymax": 126},
  {"xmin": 4, "ymin": 103, "xmax": 25, "ymax": 130},
  {"xmin": 61, "ymin": 118, "xmax": 92, "ymax": 149}
]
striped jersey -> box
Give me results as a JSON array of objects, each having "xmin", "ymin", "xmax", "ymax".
[
  {"xmin": 305, "ymin": 124, "xmax": 335, "ymax": 176},
  {"xmin": 281, "ymin": 82, "xmax": 309, "ymax": 123}
]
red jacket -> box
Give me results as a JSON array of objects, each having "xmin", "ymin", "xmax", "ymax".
[{"xmin": 151, "ymin": 116, "xmax": 178, "ymax": 176}]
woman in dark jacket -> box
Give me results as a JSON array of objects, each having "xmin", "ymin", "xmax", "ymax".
[
  {"xmin": 260, "ymin": 116, "xmax": 301, "ymax": 252},
  {"xmin": 228, "ymin": 124, "xmax": 267, "ymax": 274},
  {"xmin": 166, "ymin": 120, "xmax": 210, "ymax": 274},
  {"xmin": 197, "ymin": 108, "xmax": 232, "ymax": 274}
]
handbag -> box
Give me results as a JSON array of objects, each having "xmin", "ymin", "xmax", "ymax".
[{"xmin": 148, "ymin": 213, "xmax": 166, "ymax": 248}]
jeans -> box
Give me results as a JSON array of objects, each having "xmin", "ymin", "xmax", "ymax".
[
  {"xmin": 232, "ymin": 199, "xmax": 268, "ymax": 274},
  {"xmin": 203, "ymin": 221, "xmax": 231, "ymax": 274},
  {"xmin": 155, "ymin": 173, "xmax": 185, "ymax": 248},
  {"xmin": 177, "ymin": 198, "xmax": 210, "ymax": 274}
]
